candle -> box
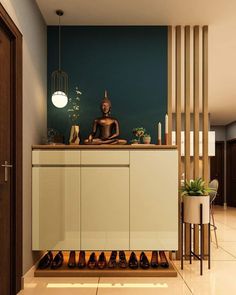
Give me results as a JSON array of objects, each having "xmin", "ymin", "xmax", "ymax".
[
  {"xmin": 165, "ymin": 114, "xmax": 168, "ymax": 145},
  {"xmin": 158, "ymin": 122, "xmax": 162, "ymax": 145},
  {"xmin": 165, "ymin": 114, "xmax": 168, "ymax": 134}
]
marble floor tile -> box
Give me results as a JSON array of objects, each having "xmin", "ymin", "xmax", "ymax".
[
  {"xmin": 174, "ymin": 260, "xmax": 236, "ymax": 295},
  {"xmin": 97, "ymin": 277, "xmax": 192, "ymax": 295}
]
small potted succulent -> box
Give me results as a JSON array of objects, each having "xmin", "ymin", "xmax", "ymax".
[
  {"xmin": 132, "ymin": 127, "xmax": 146, "ymax": 143},
  {"xmin": 142, "ymin": 133, "xmax": 151, "ymax": 144},
  {"xmin": 181, "ymin": 178, "xmax": 213, "ymax": 224}
]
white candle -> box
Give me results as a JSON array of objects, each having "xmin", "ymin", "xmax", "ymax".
[
  {"xmin": 158, "ymin": 122, "xmax": 162, "ymax": 140},
  {"xmin": 165, "ymin": 114, "xmax": 168, "ymax": 134}
]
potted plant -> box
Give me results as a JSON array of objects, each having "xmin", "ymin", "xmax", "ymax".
[
  {"xmin": 181, "ymin": 178, "xmax": 213, "ymax": 224},
  {"xmin": 132, "ymin": 127, "xmax": 146, "ymax": 143},
  {"xmin": 142, "ymin": 133, "xmax": 151, "ymax": 144}
]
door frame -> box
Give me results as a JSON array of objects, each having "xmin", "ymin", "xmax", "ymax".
[
  {"xmin": 0, "ymin": 3, "xmax": 22, "ymax": 293},
  {"xmin": 210, "ymin": 141, "xmax": 225, "ymax": 205},
  {"xmin": 227, "ymin": 138, "xmax": 236, "ymax": 207}
]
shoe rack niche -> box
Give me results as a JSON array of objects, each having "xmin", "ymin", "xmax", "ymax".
[
  {"xmin": 32, "ymin": 145, "xmax": 178, "ymax": 276},
  {"xmin": 168, "ymin": 26, "xmax": 209, "ymax": 259}
]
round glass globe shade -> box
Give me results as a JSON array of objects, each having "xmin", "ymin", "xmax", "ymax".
[{"xmin": 51, "ymin": 91, "xmax": 68, "ymax": 108}]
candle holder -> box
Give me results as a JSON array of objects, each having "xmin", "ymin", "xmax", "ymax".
[{"xmin": 165, "ymin": 133, "xmax": 168, "ymax": 145}]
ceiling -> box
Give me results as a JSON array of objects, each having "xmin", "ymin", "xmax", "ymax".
[{"xmin": 36, "ymin": 0, "xmax": 236, "ymax": 125}]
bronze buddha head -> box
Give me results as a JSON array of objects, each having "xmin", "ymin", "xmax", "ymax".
[{"xmin": 100, "ymin": 90, "xmax": 111, "ymax": 115}]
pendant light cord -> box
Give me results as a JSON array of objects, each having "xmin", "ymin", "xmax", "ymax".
[{"xmin": 58, "ymin": 13, "xmax": 61, "ymax": 72}]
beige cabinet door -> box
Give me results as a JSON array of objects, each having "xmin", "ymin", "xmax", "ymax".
[
  {"xmin": 130, "ymin": 150, "xmax": 178, "ymax": 250},
  {"xmin": 32, "ymin": 167, "xmax": 80, "ymax": 250},
  {"xmin": 81, "ymin": 167, "xmax": 129, "ymax": 250}
]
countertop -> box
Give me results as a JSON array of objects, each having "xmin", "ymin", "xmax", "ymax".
[{"xmin": 32, "ymin": 144, "xmax": 177, "ymax": 150}]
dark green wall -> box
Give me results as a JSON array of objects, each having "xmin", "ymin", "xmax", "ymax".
[{"xmin": 47, "ymin": 26, "xmax": 168, "ymax": 143}]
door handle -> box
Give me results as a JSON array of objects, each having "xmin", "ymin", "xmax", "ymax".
[{"xmin": 1, "ymin": 161, "xmax": 13, "ymax": 182}]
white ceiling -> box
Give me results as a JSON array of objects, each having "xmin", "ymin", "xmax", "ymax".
[{"xmin": 36, "ymin": 0, "xmax": 236, "ymax": 125}]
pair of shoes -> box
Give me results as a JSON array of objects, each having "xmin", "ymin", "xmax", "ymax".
[
  {"xmin": 140, "ymin": 252, "xmax": 150, "ymax": 269},
  {"xmin": 151, "ymin": 251, "xmax": 159, "ymax": 268},
  {"xmin": 51, "ymin": 251, "xmax": 64, "ymax": 269},
  {"xmin": 87, "ymin": 252, "xmax": 107, "ymax": 269},
  {"xmin": 78, "ymin": 251, "xmax": 86, "ymax": 269},
  {"xmin": 108, "ymin": 251, "xmax": 117, "ymax": 268},
  {"xmin": 68, "ymin": 251, "xmax": 76, "ymax": 268},
  {"xmin": 128, "ymin": 252, "xmax": 138, "ymax": 269},
  {"xmin": 159, "ymin": 251, "xmax": 169, "ymax": 268},
  {"xmin": 38, "ymin": 251, "xmax": 53, "ymax": 269},
  {"xmin": 118, "ymin": 251, "xmax": 128, "ymax": 268}
]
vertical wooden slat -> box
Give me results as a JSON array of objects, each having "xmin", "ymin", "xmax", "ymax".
[
  {"xmin": 184, "ymin": 26, "xmax": 191, "ymax": 257},
  {"xmin": 168, "ymin": 26, "xmax": 174, "ymax": 260},
  {"xmin": 184, "ymin": 26, "xmax": 191, "ymax": 182},
  {"xmin": 193, "ymin": 26, "xmax": 200, "ymax": 256},
  {"xmin": 193, "ymin": 26, "xmax": 200, "ymax": 179},
  {"xmin": 202, "ymin": 26, "xmax": 208, "ymax": 184},
  {"xmin": 168, "ymin": 26, "xmax": 173, "ymax": 144},
  {"xmin": 176, "ymin": 26, "xmax": 182, "ymax": 258},
  {"xmin": 203, "ymin": 26, "xmax": 209, "ymax": 256}
]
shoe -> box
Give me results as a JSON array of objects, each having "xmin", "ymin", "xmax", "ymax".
[
  {"xmin": 151, "ymin": 251, "xmax": 159, "ymax": 268},
  {"xmin": 78, "ymin": 251, "xmax": 86, "ymax": 269},
  {"xmin": 87, "ymin": 252, "xmax": 97, "ymax": 269},
  {"xmin": 108, "ymin": 251, "xmax": 117, "ymax": 268},
  {"xmin": 140, "ymin": 252, "xmax": 149, "ymax": 269},
  {"xmin": 159, "ymin": 251, "xmax": 169, "ymax": 268},
  {"xmin": 128, "ymin": 252, "xmax": 138, "ymax": 269},
  {"xmin": 38, "ymin": 251, "xmax": 53, "ymax": 269},
  {"xmin": 51, "ymin": 251, "xmax": 63, "ymax": 269},
  {"xmin": 98, "ymin": 252, "xmax": 107, "ymax": 269},
  {"xmin": 68, "ymin": 251, "xmax": 76, "ymax": 268},
  {"xmin": 118, "ymin": 251, "xmax": 128, "ymax": 269}
]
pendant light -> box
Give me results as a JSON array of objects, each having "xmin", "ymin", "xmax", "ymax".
[{"xmin": 51, "ymin": 10, "xmax": 68, "ymax": 108}]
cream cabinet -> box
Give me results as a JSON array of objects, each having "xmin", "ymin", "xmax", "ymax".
[
  {"xmin": 81, "ymin": 151, "xmax": 129, "ymax": 250},
  {"xmin": 32, "ymin": 148, "xmax": 178, "ymax": 251},
  {"xmin": 130, "ymin": 150, "xmax": 178, "ymax": 250},
  {"xmin": 32, "ymin": 151, "xmax": 81, "ymax": 250}
]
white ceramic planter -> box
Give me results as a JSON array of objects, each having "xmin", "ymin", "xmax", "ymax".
[
  {"xmin": 183, "ymin": 195, "xmax": 210, "ymax": 224},
  {"xmin": 143, "ymin": 136, "xmax": 151, "ymax": 144}
]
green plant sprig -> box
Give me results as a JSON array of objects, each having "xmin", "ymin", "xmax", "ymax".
[{"xmin": 181, "ymin": 178, "xmax": 214, "ymax": 197}]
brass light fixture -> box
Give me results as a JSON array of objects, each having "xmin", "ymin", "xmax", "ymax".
[{"xmin": 51, "ymin": 10, "xmax": 68, "ymax": 108}]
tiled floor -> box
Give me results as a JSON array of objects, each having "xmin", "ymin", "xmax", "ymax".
[{"xmin": 19, "ymin": 206, "xmax": 236, "ymax": 295}]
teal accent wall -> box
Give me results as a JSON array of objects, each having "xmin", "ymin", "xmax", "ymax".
[{"xmin": 47, "ymin": 26, "xmax": 168, "ymax": 143}]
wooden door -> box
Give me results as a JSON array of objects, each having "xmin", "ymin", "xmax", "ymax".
[
  {"xmin": 227, "ymin": 140, "xmax": 236, "ymax": 207},
  {"xmin": 0, "ymin": 23, "xmax": 13, "ymax": 295},
  {"xmin": 210, "ymin": 141, "xmax": 224, "ymax": 205},
  {"xmin": 0, "ymin": 3, "xmax": 22, "ymax": 294}
]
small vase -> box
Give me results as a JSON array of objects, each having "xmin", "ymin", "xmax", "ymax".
[
  {"xmin": 69, "ymin": 125, "xmax": 80, "ymax": 145},
  {"xmin": 143, "ymin": 136, "xmax": 151, "ymax": 144}
]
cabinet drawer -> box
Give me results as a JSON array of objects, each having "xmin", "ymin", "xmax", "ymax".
[
  {"xmin": 81, "ymin": 151, "xmax": 129, "ymax": 165},
  {"xmin": 32, "ymin": 150, "xmax": 80, "ymax": 165}
]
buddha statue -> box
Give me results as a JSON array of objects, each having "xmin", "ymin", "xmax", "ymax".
[{"xmin": 84, "ymin": 91, "xmax": 127, "ymax": 145}]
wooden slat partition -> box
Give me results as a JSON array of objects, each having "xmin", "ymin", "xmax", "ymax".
[
  {"xmin": 193, "ymin": 26, "xmax": 200, "ymax": 256},
  {"xmin": 168, "ymin": 25, "xmax": 209, "ymax": 260}
]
